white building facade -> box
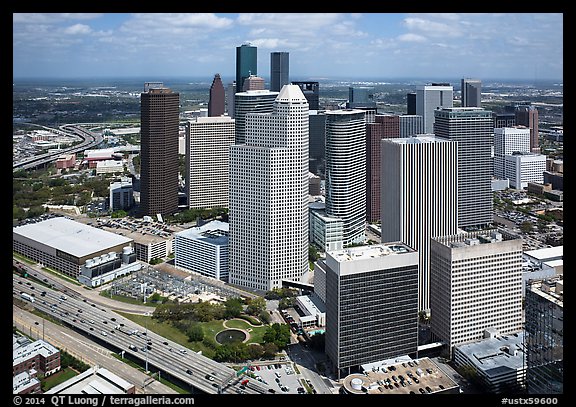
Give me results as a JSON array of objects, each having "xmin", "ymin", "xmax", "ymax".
[
  {"xmin": 415, "ymin": 84, "xmax": 453, "ymax": 134},
  {"xmin": 229, "ymin": 85, "xmax": 309, "ymax": 291},
  {"xmin": 174, "ymin": 220, "xmax": 229, "ymax": 281},
  {"xmin": 381, "ymin": 135, "xmax": 458, "ymax": 312},
  {"xmin": 185, "ymin": 117, "xmax": 235, "ymax": 209},
  {"xmin": 234, "ymin": 90, "xmax": 278, "ymax": 144},
  {"xmin": 494, "ymin": 126, "xmax": 531, "ymax": 179},
  {"xmin": 325, "ymin": 109, "xmax": 366, "ymax": 246},
  {"xmin": 504, "ymin": 153, "xmax": 547, "ymax": 189},
  {"xmin": 430, "ymin": 230, "xmax": 523, "ymax": 357}
]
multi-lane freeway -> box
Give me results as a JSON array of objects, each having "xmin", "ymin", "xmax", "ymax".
[
  {"xmin": 13, "ymin": 123, "xmax": 104, "ymax": 171},
  {"xmin": 13, "ymin": 273, "xmax": 274, "ymax": 395}
]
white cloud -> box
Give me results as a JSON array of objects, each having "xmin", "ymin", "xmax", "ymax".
[
  {"xmin": 63, "ymin": 24, "xmax": 92, "ymax": 35},
  {"xmin": 403, "ymin": 17, "xmax": 462, "ymax": 37},
  {"xmin": 397, "ymin": 33, "xmax": 427, "ymax": 43},
  {"xmin": 248, "ymin": 38, "xmax": 284, "ymax": 49}
]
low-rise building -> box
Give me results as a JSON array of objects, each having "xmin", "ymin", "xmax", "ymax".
[
  {"xmin": 45, "ymin": 366, "xmax": 135, "ymax": 394},
  {"xmin": 13, "ymin": 370, "xmax": 41, "ymax": 394},
  {"xmin": 453, "ymin": 330, "xmax": 526, "ymax": 393},
  {"xmin": 309, "ymin": 202, "xmax": 343, "ymax": 252},
  {"xmin": 294, "ymin": 293, "xmax": 326, "ymax": 328},
  {"xmin": 174, "ymin": 220, "xmax": 229, "ymax": 281},
  {"xmin": 13, "ymin": 337, "xmax": 60, "ymax": 377},
  {"xmin": 13, "ymin": 216, "xmax": 134, "ymax": 280}
]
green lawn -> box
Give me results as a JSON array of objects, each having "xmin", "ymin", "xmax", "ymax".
[
  {"xmin": 116, "ymin": 312, "xmax": 271, "ymax": 356},
  {"xmin": 100, "ymin": 291, "xmax": 157, "ymax": 307},
  {"xmin": 226, "ymin": 319, "xmax": 267, "ymax": 344},
  {"xmin": 41, "ymin": 367, "xmax": 78, "ymax": 391}
]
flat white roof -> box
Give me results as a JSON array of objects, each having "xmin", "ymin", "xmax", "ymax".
[
  {"xmin": 13, "ymin": 217, "xmax": 132, "ymax": 258},
  {"xmin": 175, "ymin": 220, "xmax": 229, "ymax": 245},
  {"xmin": 524, "ymin": 246, "xmax": 563, "ymax": 262},
  {"xmin": 329, "ymin": 242, "xmax": 414, "ymax": 262}
]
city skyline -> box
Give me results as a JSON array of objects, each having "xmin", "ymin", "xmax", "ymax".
[{"xmin": 12, "ymin": 13, "xmax": 563, "ymax": 81}]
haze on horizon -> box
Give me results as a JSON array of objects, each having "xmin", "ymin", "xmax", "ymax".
[{"xmin": 13, "ymin": 13, "xmax": 563, "ymax": 81}]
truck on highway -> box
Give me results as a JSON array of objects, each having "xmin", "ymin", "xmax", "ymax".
[{"xmin": 20, "ymin": 292, "xmax": 35, "ymax": 303}]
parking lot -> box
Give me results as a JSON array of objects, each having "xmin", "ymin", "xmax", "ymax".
[{"xmin": 242, "ymin": 361, "xmax": 310, "ymax": 394}]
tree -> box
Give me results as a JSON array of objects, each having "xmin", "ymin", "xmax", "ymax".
[
  {"xmin": 186, "ymin": 323, "xmax": 204, "ymax": 342},
  {"xmin": 224, "ymin": 297, "xmax": 243, "ymax": 319},
  {"xmin": 259, "ymin": 310, "xmax": 271, "ymax": 325},
  {"xmin": 263, "ymin": 323, "xmax": 291, "ymax": 349},
  {"xmin": 520, "ymin": 221, "xmax": 534, "ymax": 234},
  {"xmin": 245, "ymin": 297, "xmax": 266, "ymax": 316},
  {"xmin": 309, "ymin": 244, "xmax": 320, "ymax": 262}
]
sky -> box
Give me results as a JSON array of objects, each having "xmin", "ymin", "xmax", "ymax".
[{"xmin": 12, "ymin": 13, "xmax": 563, "ymax": 81}]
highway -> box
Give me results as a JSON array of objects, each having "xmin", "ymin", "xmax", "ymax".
[
  {"xmin": 13, "ymin": 305, "xmax": 176, "ymax": 394},
  {"xmin": 13, "ymin": 273, "xmax": 274, "ymax": 395},
  {"xmin": 13, "ymin": 123, "xmax": 104, "ymax": 171}
]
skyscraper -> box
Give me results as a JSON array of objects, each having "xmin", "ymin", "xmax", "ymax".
[
  {"xmin": 399, "ymin": 114, "xmax": 424, "ymax": 138},
  {"xmin": 236, "ymin": 43, "xmax": 257, "ymax": 93},
  {"xmin": 185, "ymin": 116, "xmax": 235, "ymax": 209},
  {"xmin": 494, "ymin": 126, "xmax": 531, "ymax": 179},
  {"xmin": 234, "ymin": 90, "xmax": 278, "ymax": 144},
  {"xmin": 292, "ymin": 81, "xmax": 319, "ymax": 110},
  {"xmin": 325, "ymin": 110, "xmax": 366, "ymax": 246},
  {"xmin": 208, "ymin": 73, "xmax": 225, "ymax": 117},
  {"xmin": 461, "ymin": 78, "xmax": 482, "ymax": 107},
  {"xmin": 270, "ymin": 51, "xmax": 289, "ymax": 92},
  {"xmin": 434, "ymin": 107, "xmax": 493, "ymax": 229},
  {"xmin": 347, "ymin": 86, "xmax": 376, "ymax": 109},
  {"xmin": 139, "ymin": 82, "xmax": 180, "ymax": 218},
  {"xmin": 366, "ymin": 115, "xmax": 400, "ymax": 223},
  {"xmin": 242, "ymin": 75, "xmax": 265, "ymax": 91},
  {"xmin": 406, "ymin": 92, "xmax": 416, "ymax": 115},
  {"xmin": 323, "ymin": 242, "xmax": 419, "ymax": 378},
  {"xmin": 308, "ymin": 110, "xmax": 326, "ymax": 176},
  {"xmin": 430, "ymin": 229, "xmax": 523, "ymax": 358},
  {"xmin": 381, "ymin": 135, "xmax": 458, "ymax": 312},
  {"xmin": 525, "ymin": 277, "xmax": 564, "ymax": 394},
  {"xmin": 515, "ymin": 105, "xmax": 539, "ymax": 153},
  {"xmin": 226, "ymin": 81, "xmax": 236, "ymax": 118},
  {"xmin": 416, "ymin": 83, "xmax": 453, "ymax": 133},
  {"xmin": 229, "ymin": 85, "xmax": 309, "ymax": 291}
]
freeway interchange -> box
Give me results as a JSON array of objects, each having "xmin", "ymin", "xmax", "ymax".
[{"xmin": 13, "ymin": 273, "xmax": 273, "ymax": 395}]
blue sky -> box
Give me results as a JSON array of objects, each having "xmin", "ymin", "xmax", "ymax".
[{"xmin": 13, "ymin": 13, "xmax": 563, "ymax": 81}]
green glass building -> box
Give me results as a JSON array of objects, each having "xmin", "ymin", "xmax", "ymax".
[{"xmin": 235, "ymin": 44, "xmax": 257, "ymax": 93}]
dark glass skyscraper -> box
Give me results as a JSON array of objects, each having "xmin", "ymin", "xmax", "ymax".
[
  {"xmin": 139, "ymin": 82, "xmax": 180, "ymax": 218},
  {"xmin": 324, "ymin": 243, "xmax": 419, "ymax": 378},
  {"xmin": 292, "ymin": 81, "xmax": 319, "ymax": 110},
  {"xmin": 270, "ymin": 51, "xmax": 289, "ymax": 92},
  {"xmin": 236, "ymin": 43, "xmax": 257, "ymax": 93},
  {"xmin": 208, "ymin": 73, "xmax": 225, "ymax": 117},
  {"xmin": 525, "ymin": 277, "xmax": 563, "ymax": 394},
  {"xmin": 461, "ymin": 78, "xmax": 482, "ymax": 107}
]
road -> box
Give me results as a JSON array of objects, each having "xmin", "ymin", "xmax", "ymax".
[
  {"xmin": 13, "ymin": 305, "xmax": 176, "ymax": 394},
  {"xmin": 13, "ymin": 273, "xmax": 272, "ymax": 395},
  {"xmin": 16, "ymin": 261, "xmax": 154, "ymax": 315}
]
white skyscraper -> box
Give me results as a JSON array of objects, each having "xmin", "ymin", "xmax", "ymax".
[
  {"xmin": 416, "ymin": 84, "xmax": 453, "ymax": 133},
  {"xmin": 185, "ymin": 117, "xmax": 235, "ymax": 209},
  {"xmin": 494, "ymin": 126, "xmax": 531, "ymax": 179},
  {"xmin": 430, "ymin": 229, "xmax": 523, "ymax": 357},
  {"xmin": 229, "ymin": 85, "xmax": 309, "ymax": 291},
  {"xmin": 325, "ymin": 109, "xmax": 367, "ymax": 246},
  {"xmin": 381, "ymin": 135, "xmax": 458, "ymax": 312},
  {"xmin": 234, "ymin": 90, "xmax": 278, "ymax": 144}
]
